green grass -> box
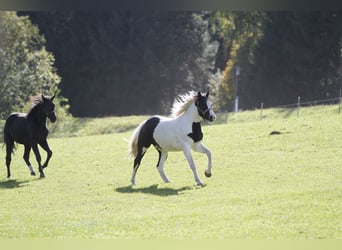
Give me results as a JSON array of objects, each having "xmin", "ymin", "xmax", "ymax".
[
  {"xmin": 49, "ymin": 115, "xmax": 149, "ymax": 138},
  {"xmin": 0, "ymin": 105, "xmax": 341, "ymax": 238}
]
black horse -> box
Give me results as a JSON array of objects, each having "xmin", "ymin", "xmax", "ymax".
[{"xmin": 3, "ymin": 95, "xmax": 57, "ymax": 178}]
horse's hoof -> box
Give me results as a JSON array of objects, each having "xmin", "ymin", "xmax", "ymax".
[
  {"xmin": 31, "ymin": 171, "xmax": 36, "ymax": 176},
  {"xmin": 40, "ymin": 173, "xmax": 45, "ymax": 178},
  {"xmin": 196, "ymin": 182, "xmax": 205, "ymax": 187},
  {"xmin": 204, "ymin": 171, "xmax": 212, "ymax": 178}
]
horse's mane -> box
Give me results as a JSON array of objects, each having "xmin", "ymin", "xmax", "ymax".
[
  {"xmin": 26, "ymin": 95, "xmax": 44, "ymax": 119},
  {"xmin": 170, "ymin": 91, "xmax": 197, "ymax": 117}
]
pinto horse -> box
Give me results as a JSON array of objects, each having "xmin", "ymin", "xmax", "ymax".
[
  {"xmin": 129, "ymin": 91, "xmax": 216, "ymax": 186},
  {"xmin": 3, "ymin": 95, "xmax": 56, "ymax": 178}
]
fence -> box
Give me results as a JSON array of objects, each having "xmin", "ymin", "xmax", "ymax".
[
  {"xmin": 215, "ymin": 96, "xmax": 342, "ymax": 124},
  {"xmin": 265, "ymin": 96, "xmax": 342, "ymax": 118}
]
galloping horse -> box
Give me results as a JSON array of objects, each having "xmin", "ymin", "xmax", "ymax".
[
  {"xmin": 129, "ymin": 91, "xmax": 216, "ymax": 186},
  {"xmin": 3, "ymin": 95, "xmax": 56, "ymax": 178}
]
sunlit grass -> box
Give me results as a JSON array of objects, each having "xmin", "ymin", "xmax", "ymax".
[{"xmin": 0, "ymin": 105, "xmax": 341, "ymax": 238}]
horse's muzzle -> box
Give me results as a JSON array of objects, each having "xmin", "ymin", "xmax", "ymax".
[
  {"xmin": 47, "ymin": 112, "xmax": 57, "ymax": 123},
  {"xmin": 207, "ymin": 113, "xmax": 216, "ymax": 122}
]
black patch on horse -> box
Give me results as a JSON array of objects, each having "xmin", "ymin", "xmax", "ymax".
[
  {"xmin": 138, "ymin": 116, "xmax": 161, "ymax": 149},
  {"xmin": 187, "ymin": 122, "xmax": 203, "ymax": 143}
]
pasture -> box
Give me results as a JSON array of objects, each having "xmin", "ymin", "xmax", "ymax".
[{"xmin": 0, "ymin": 105, "xmax": 341, "ymax": 239}]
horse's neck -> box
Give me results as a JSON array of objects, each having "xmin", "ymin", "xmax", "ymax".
[
  {"xmin": 180, "ymin": 103, "xmax": 201, "ymax": 123},
  {"xmin": 28, "ymin": 107, "xmax": 47, "ymax": 127}
]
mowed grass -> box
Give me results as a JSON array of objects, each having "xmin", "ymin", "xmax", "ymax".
[{"xmin": 0, "ymin": 105, "xmax": 341, "ymax": 239}]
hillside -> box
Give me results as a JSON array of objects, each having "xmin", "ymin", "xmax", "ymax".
[{"xmin": 0, "ymin": 105, "xmax": 341, "ymax": 238}]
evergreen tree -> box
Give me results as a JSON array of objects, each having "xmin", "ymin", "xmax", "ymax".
[
  {"xmin": 25, "ymin": 11, "xmax": 218, "ymax": 116},
  {"xmin": 245, "ymin": 12, "xmax": 342, "ymax": 108}
]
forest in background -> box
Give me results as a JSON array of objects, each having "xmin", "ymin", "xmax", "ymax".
[{"xmin": 1, "ymin": 11, "xmax": 342, "ymax": 117}]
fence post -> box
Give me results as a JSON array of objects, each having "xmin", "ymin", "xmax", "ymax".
[
  {"xmin": 297, "ymin": 96, "xmax": 301, "ymax": 118},
  {"xmin": 339, "ymin": 88, "xmax": 341, "ymax": 114},
  {"xmin": 260, "ymin": 102, "xmax": 264, "ymax": 120}
]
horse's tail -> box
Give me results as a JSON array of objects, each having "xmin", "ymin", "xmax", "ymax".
[
  {"xmin": 128, "ymin": 120, "xmax": 146, "ymax": 158},
  {"xmin": 3, "ymin": 115, "xmax": 16, "ymax": 154}
]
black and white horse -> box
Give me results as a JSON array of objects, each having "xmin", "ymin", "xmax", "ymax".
[
  {"xmin": 3, "ymin": 95, "xmax": 56, "ymax": 178},
  {"xmin": 129, "ymin": 91, "xmax": 216, "ymax": 186}
]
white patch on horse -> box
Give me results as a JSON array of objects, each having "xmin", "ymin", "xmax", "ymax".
[
  {"xmin": 27, "ymin": 165, "xmax": 34, "ymax": 172},
  {"xmin": 27, "ymin": 165, "xmax": 36, "ymax": 175},
  {"xmin": 206, "ymin": 99, "xmax": 217, "ymax": 122}
]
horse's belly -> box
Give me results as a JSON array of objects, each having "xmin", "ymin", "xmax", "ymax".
[
  {"xmin": 11, "ymin": 131, "xmax": 30, "ymax": 144},
  {"xmin": 153, "ymin": 123, "xmax": 191, "ymax": 151},
  {"xmin": 155, "ymin": 139, "xmax": 182, "ymax": 151}
]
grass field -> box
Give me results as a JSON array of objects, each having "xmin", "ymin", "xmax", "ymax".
[{"xmin": 0, "ymin": 105, "xmax": 341, "ymax": 239}]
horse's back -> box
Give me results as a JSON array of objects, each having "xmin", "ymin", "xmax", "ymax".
[{"xmin": 5, "ymin": 113, "xmax": 26, "ymax": 132}]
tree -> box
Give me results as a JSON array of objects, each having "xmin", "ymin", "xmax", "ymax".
[
  {"xmin": 208, "ymin": 11, "xmax": 267, "ymax": 111},
  {"xmin": 24, "ymin": 11, "xmax": 219, "ymax": 116},
  {"xmin": 0, "ymin": 12, "xmax": 61, "ymax": 118},
  {"xmin": 244, "ymin": 12, "xmax": 342, "ymax": 108}
]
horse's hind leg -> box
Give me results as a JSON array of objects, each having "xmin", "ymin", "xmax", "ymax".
[
  {"xmin": 5, "ymin": 140, "xmax": 14, "ymax": 179},
  {"xmin": 23, "ymin": 145, "xmax": 36, "ymax": 176},
  {"xmin": 130, "ymin": 147, "xmax": 147, "ymax": 186},
  {"xmin": 156, "ymin": 149, "xmax": 172, "ymax": 183}
]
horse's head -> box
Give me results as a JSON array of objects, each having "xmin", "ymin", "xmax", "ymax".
[
  {"xmin": 41, "ymin": 95, "xmax": 57, "ymax": 123},
  {"xmin": 195, "ymin": 91, "xmax": 216, "ymax": 122}
]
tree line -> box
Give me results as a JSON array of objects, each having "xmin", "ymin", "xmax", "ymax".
[{"xmin": 1, "ymin": 11, "xmax": 341, "ymax": 117}]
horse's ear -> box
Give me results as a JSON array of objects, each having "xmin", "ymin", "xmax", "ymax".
[
  {"xmin": 197, "ymin": 92, "xmax": 202, "ymax": 98},
  {"xmin": 206, "ymin": 91, "xmax": 209, "ymax": 98},
  {"xmin": 51, "ymin": 95, "xmax": 55, "ymax": 102},
  {"xmin": 41, "ymin": 94, "xmax": 46, "ymax": 102}
]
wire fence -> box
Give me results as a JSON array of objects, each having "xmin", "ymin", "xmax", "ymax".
[
  {"xmin": 275, "ymin": 97, "xmax": 341, "ymax": 109},
  {"xmin": 264, "ymin": 96, "xmax": 342, "ymax": 118},
  {"xmin": 215, "ymin": 96, "xmax": 342, "ymax": 124}
]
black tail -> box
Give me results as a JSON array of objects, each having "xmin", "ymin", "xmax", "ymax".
[{"xmin": 3, "ymin": 118, "xmax": 16, "ymax": 154}]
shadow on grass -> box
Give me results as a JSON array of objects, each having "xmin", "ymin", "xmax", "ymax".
[
  {"xmin": 115, "ymin": 184, "xmax": 199, "ymax": 196},
  {"xmin": 0, "ymin": 179, "xmax": 30, "ymax": 189}
]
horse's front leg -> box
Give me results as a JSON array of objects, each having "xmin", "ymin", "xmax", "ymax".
[
  {"xmin": 193, "ymin": 142, "xmax": 212, "ymax": 178},
  {"xmin": 39, "ymin": 140, "xmax": 52, "ymax": 169},
  {"xmin": 182, "ymin": 145, "xmax": 203, "ymax": 186},
  {"xmin": 31, "ymin": 144, "xmax": 44, "ymax": 178},
  {"xmin": 23, "ymin": 145, "xmax": 36, "ymax": 176}
]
